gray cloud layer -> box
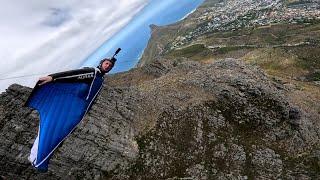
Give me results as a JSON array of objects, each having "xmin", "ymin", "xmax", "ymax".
[{"xmin": 0, "ymin": 0, "xmax": 148, "ymax": 92}]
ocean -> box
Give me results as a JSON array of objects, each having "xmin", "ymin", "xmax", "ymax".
[{"xmin": 82, "ymin": 0, "xmax": 205, "ymax": 73}]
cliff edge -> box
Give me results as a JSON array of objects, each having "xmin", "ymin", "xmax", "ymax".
[{"xmin": 1, "ymin": 58, "xmax": 319, "ymax": 179}]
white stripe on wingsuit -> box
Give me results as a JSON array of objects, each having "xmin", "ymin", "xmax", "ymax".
[
  {"xmin": 29, "ymin": 126, "xmax": 40, "ymax": 165},
  {"xmin": 34, "ymin": 75, "xmax": 103, "ymax": 168},
  {"xmin": 54, "ymin": 72, "xmax": 94, "ymax": 80},
  {"xmin": 86, "ymin": 69, "xmax": 98, "ymax": 100}
]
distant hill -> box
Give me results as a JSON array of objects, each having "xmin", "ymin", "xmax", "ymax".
[
  {"xmin": 138, "ymin": 0, "xmax": 320, "ymax": 83},
  {"xmin": 138, "ymin": 0, "xmax": 320, "ymax": 126}
]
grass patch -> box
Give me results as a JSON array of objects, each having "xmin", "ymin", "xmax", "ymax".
[
  {"xmin": 313, "ymin": 72, "xmax": 320, "ymax": 81},
  {"xmin": 171, "ymin": 44, "xmax": 207, "ymax": 55},
  {"xmin": 215, "ymin": 46, "xmax": 254, "ymax": 54},
  {"xmin": 216, "ymin": 46, "xmax": 244, "ymax": 54},
  {"xmin": 285, "ymin": 46, "xmax": 320, "ymax": 70},
  {"xmin": 167, "ymin": 44, "xmax": 212, "ymax": 61},
  {"xmin": 307, "ymin": 72, "xmax": 320, "ymax": 81}
]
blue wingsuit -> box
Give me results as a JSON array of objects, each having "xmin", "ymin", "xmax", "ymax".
[{"xmin": 26, "ymin": 67, "xmax": 105, "ymax": 171}]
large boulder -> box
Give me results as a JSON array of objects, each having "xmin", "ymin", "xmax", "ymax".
[{"xmin": 0, "ymin": 59, "xmax": 319, "ymax": 179}]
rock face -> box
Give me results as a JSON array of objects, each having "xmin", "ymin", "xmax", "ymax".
[{"xmin": 1, "ymin": 59, "xmax": 319, "ymax": 179}]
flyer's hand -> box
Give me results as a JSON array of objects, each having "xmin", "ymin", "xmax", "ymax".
[{"xmin": 38, "ymin": 76, "xmax": 53, "ymax": 86}]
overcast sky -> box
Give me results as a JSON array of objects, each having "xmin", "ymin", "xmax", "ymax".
[{"xmin": 0, "ymin": 0, "xmax": 148, "ymax": 92}]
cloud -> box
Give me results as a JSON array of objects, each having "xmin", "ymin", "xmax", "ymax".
[
  {"xmin": 42, "ymin": 8, "xmax": 72, "ymax": 27},
  {"xmin": 0, "ymin": 0, "xmax": 148, "ymax": 92}
]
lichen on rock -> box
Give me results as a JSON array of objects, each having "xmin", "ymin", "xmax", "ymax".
[{"xmin": 0, "ymin": 59, "xmax": 319, "ymax": 179}]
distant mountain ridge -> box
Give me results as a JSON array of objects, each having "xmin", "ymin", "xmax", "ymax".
[
  {"xmin": 138, "ymin": 0, "xmax": 320, "ymax": 84},
  {"xmin": 137, "ymin": 0, "xmax": 320, "ymax": 123}
]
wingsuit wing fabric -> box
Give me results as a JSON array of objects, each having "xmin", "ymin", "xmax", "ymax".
[{"xmin": 26, "ymin": 67, "xmax": 104, "ymax": 171}]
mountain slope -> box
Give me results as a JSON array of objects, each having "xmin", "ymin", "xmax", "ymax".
[
  {"xmin": 1, "ymin": 58, "xmax": 319, "ymax": 179},
  {"xmin": 138, "ymin": 0, "xmax": 320, "ymax": 83}
]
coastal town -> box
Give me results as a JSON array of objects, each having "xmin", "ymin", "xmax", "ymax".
[{"xmin": 170, "ymin": 0, "xmax": 320, "ymax": 50}]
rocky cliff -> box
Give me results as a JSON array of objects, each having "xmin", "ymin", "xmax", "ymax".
[{"xmin": 1, "ymin": 58, "xmax": 319, "ymax": 179}]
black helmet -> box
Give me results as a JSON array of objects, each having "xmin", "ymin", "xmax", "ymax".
[
  {"xmin": 98, "ymin": 58, "xmax": 115, "ymax": 74},
  {"xmin": 97, "ymin": 48, "xmax": 121, "ymax": 74}
]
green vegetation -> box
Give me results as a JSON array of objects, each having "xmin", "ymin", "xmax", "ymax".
[
  {"xmin": 285, "ymin": 0, "xmax": 316, "ymax": 7},
  {"xmin": 216, "ymin": 46, "xmax": 254, "ymax": 54},
  {"xmin": 289, "ymin": 46, "xmax": 320, "ymax": 70},
  {"xmin": 166, "ymin": 44, "xmax": 212, "ymax": 61},
  {"xmin": 170, "ymin": 22, "xmax": 320, "ymax": 83},
  {"xmin": 307, "ymin": 72, "xmax": 320, "ymax": 81},
  {"xmin": 312, "ymin": 72, "xmax": 320, "ymax": 81},
  {"xmin": 283, "ymin": 148, "xmax": 320, "ymax": 178},
  {"xmin": 174, "ymin": 44, "xmax": 206, "ymax": 55}
]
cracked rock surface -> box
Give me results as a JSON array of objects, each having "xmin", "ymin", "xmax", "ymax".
[{"xmin": 1, "ymin": 59, "xmax": 319, "ymax": 179}]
